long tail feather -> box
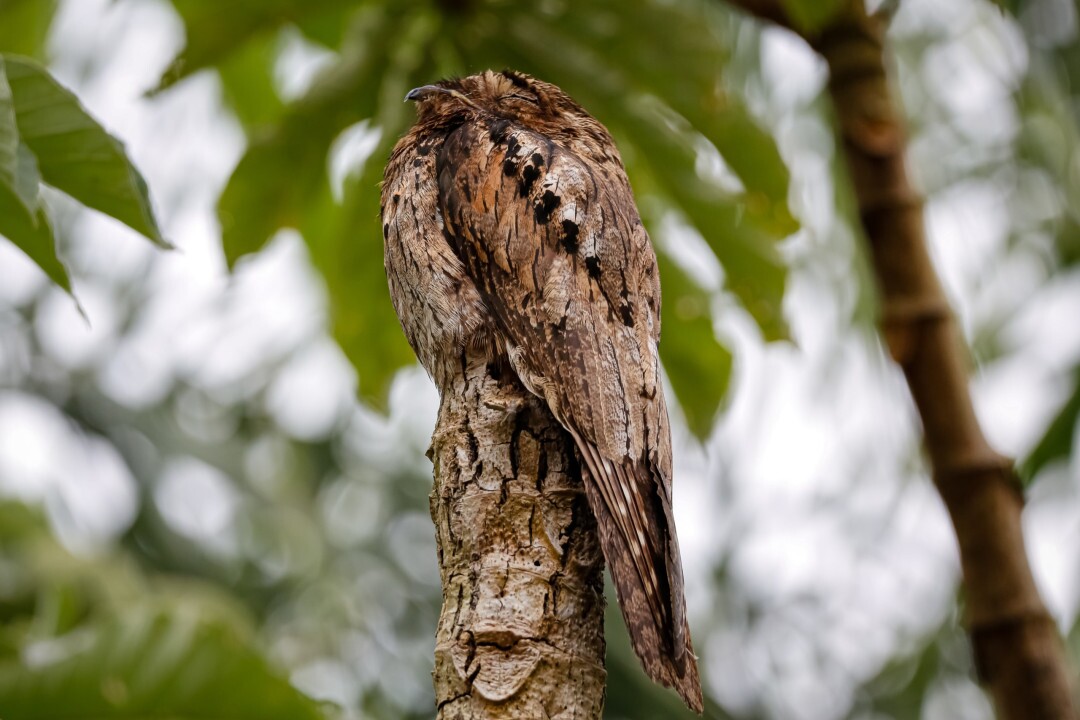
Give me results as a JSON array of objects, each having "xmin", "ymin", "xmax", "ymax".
[{"xmin": 569, "ymin": 431, "xmax": 703, "ymax": 713}]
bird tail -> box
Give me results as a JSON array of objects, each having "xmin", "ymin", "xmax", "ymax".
[{"xmin": 571, "ymin": 434, "xmax": 703, "ymax": 713}]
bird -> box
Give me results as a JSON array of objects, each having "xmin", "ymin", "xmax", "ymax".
[{"xmin": 381, "ymin": 69, "xmax": 702, "ymax": 713}]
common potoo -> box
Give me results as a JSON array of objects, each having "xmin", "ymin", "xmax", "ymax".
[{"xmin": 381, "ymin": 70, "xmax": 702, "ymax": 712}]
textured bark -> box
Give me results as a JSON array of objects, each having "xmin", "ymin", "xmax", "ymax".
[
  {"xmin": 429, "ymin": 348, "xmax": 606, "ymax": 718},
  {"xmin": 725, "ymin": 1, "xmax": 1078, "ymax": 717}
]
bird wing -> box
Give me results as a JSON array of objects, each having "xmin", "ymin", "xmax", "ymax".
[{"xmin": 436, "ymin": 118, "xmax": 701, "ymax": 710}]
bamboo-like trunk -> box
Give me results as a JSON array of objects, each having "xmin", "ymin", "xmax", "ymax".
[
  {"xmin": 725, "ymin": 1, "xmax": 1076, "ymax": 717},
  {"xmin": 429, "ymin": 350, "xmax": 607, "ymax": 718}
]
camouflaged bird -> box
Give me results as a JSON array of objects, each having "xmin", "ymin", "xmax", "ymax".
[{"xmin": 381, "ymin": 70, "xmax": 702, "ymax": 712}]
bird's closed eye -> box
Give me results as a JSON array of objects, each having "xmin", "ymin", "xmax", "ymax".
[{"xmin": 505, "ymin": 93, "xmax": 539, "ymax": 105}]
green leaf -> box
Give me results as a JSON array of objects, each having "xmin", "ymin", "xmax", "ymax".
[
  {"xmin": 1021, "ymin": 370, "xmax": 1080, "ymax": 483},
  {"xmin": 0, "ymin": 56, "xmax": 38, "ymax": 216},
  {"xmin": 2, "ymin": 54, "xmax": 168, "ymax": 248},
  {"xmin": 220, "ymin": 5, "xmax": 438, "ymax": 404},
  {"xmin": 0, "ymin": 0, "xmax": 57, "ymax": 58},
  {"xmin": 0, "ymin": 500, "xmax": 44, "ymax": 545},
  {"xmin": 9, "ymin": 140, "xmax": 39, "ymax": 211},
  {"xmin": 216, "ymin": 33, "xmax": 287, "ymax": 132},
  {"xmin": 0, "ymin": 611, "xmax": 327, "ymax": 720},
  {"xmin": 618, "ymin": 98, "xmax": 789, "ymax": 340},
  {"xmin": 986, "ymin": 0, "xmax": 1020, "ymax": 16},
  {"xmin": 780, "ymin": 0, "xmax": 846, "ymax": 33},
  {"xmin": 0, "ymin": 56, "xmax": 18, "ymax": 186},
  {"xmin": 656, "ymin": 252, "xmax": 732, "ymax": 440},
  {"xmin": 0, "ymin": 130, "xmax": 70, "ymax": 293},
  {"xmin": 554, "ymin": 0, "xmax": 793, "ymax": 217},
  {"xmin": 302, "ymin": 162, "xmax": 416, "ymax": 410},
  {"xmin": 155, "ymin": 0, "xmax": 351, "ymax": 92},
  {"xmin": 219, "ymin": 4, "xmax": 402, "ymax": 265},
  {"xmin": 0, "ymin": 179, "xmax": 70, "ymax": 293}
]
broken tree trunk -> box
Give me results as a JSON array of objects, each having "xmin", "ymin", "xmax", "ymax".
[{"xmin": 428, "ymin": 351, "xmax": 607, "ymax": 718}]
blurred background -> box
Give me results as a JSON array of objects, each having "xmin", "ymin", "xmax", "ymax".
[{"xmin": 0, "ymin": 0, "xmax": 1078, "ymax": 718}]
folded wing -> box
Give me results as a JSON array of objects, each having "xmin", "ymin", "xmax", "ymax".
[{"xmin": 436, "ymin": 119, "xmax": 701, "ymax": 712}]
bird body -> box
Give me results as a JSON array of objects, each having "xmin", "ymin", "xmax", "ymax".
[{"xmin": 381, "ymin": 70, "xmax": 702, "ymax": 712}]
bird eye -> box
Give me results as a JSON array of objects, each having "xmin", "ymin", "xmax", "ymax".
[{"xmin": 506, "ymin": 93, "xmax": 539, "ymax": 105}]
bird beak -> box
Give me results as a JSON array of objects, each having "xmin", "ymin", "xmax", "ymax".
[{"xmin": 405, "ymin": 85, "xmax": 450, "ymax": 102}]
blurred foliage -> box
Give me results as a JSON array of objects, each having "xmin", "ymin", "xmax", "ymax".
[
  {"xmin": 851, "ymin": 609, "xmax": 980, "ymax": 720},
  {"xmin": 602, "ymin": 591, "xmax": 732, "ymax": 720},
  {"xmin": 0, "ymin": 503, "xmax": 326, "ymax": 720},
  {"xmin": 0, "ymin": 1, "xmax": 56, "ymax": 58},
  {"xmin": 781, "ymin": 0, "xmax": 846, "ymax": 34},
  {"xmin": 1009, "ymin": 0, "xmax": 1080, "ymax": 480},
  {"xmin": 1022, "ymin": 368, "xmax": 1080, "ymax": 481}
]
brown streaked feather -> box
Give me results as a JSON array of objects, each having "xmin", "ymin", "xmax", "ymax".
[{"xmin": 435, "ymin": 116, "xmax": 702, "ymax": 711}]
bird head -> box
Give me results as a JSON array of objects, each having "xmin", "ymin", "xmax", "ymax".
[{"xmin": 405, "ymin": 70, "xmax": 609, "ymax": 148}]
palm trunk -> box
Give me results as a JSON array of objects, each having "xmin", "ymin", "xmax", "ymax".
[
  {"xmin": 725, "ymin": 1, "xmax": 1077, "ymax": 717},
  {"xmin": 429, "ymin": 351, "xmax": 607, "ymax": 718}
]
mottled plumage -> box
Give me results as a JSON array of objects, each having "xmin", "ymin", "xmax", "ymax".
[{"xmin": 381, "ymin": 70, "xmax": 702, "ymax": 712}]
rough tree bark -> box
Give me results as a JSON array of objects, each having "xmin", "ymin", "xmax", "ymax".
[
  {"xmin": 428, "ymin": 348, "xmax": 607, "ymax": 718},
  {"xmin": 726, "ymin": 1, "xmax": 1078, "ymax": 717}
]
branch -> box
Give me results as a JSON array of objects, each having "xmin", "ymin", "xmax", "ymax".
[
  {"xmin": 430, "ymin": 352, "xmax": 607, "ymax": 718},
  {"xmin": 724, "ymin": 1, "xmax": 1077, "ymax": 717}
]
